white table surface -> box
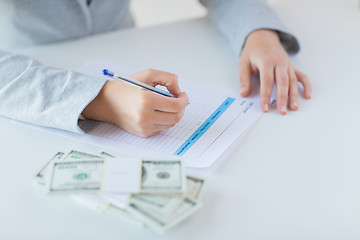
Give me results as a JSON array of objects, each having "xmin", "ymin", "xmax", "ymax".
[{"xmin": 1, "ymin": 1, "xmax": 360, "ymax": 239}]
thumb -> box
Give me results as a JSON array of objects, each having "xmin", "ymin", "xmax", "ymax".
[
  {"xmin": 239, "ymin": 58, "xmax": 253, "ymax": 97},
  {"xmin": 176, "ymin": 92, "xmax": 189, "ymax": 106},
  {"xmin": 161, "ymin": 74, "xmax": 182, "ymax": 96}
]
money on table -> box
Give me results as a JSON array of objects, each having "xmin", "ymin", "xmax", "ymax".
[
  {"xmin": 48, "ymin": 157, "xmax": 142, "ymax": 194},
  {"xmin": 100, "ymin": 151, "xmax": 187, "ymax": 195},
  {"xmin": 47, "ymin": 158, "xmax": 186, "ymax": 195},
  {"xmin": 34, "ymin": 150, "xmax": 204, "ymax": 234}
]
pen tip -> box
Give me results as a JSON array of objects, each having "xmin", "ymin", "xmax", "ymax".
[{"xmin": 102, "ymin": 69, "xmax": 114, "ymax": 77}]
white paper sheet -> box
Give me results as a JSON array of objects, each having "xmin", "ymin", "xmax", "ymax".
[{"xmin": 16, "ymin": 60, "xmax": 265, "ymax": 168}]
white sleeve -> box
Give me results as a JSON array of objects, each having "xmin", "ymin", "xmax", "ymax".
[{"xmin": 0, "ymin": 50, "xmax": 107, "ymax": 133}]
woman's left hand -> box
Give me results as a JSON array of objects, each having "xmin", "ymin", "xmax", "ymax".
[{"xmin": 239, "ymin": 29, "xmax": 312, "ymax": 114}]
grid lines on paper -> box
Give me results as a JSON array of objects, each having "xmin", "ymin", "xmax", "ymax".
[{"xmin": 88, "ymin": 88, "xmax": 229, "ymax": 155}]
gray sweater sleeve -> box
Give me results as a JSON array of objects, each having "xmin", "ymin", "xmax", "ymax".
[
  {"xmin": 0, "ymin": 50, "xmax": 107, "ymax": 133},
  {"xmin": 200, "ymin": 0, "xmax": 300, "ymax": 56}
]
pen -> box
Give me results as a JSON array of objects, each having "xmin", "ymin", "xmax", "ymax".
[{"xmin": 102, "ymin": 69, "xmax": 173, "ymax": 97}]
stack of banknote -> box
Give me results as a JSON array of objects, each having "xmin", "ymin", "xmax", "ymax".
[{"xmin": 34, "ymin": 150, "xmax": 204, "ymax": 234}]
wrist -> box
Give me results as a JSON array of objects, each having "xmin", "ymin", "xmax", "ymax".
[
  {"xmin": 82, "ymin": 80, "xmax": 114, "ymax": 123},
  {"xmin": 242, "ymin": 29, "xmax": 286, "ymax": 55},
  {"xmin": 247, "ymin": 29, "xmax": 279, "ymax": 42}
]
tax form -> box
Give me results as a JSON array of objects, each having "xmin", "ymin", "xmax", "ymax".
[
  {"xmin": 18, "ymin": 60, "xmax": 265, "ymax": 168},
  {"xmin": 77, "ymin": 60, "xmax": 263, "ymax": 168}
]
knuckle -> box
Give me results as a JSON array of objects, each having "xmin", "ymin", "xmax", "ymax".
[
  {"xmin": 290, "ymin": 81, "xmax": 299, "ymax": 90},
  {"xmin": 277, "ymin": 81, "xmax": 288, "ymax": 87},
  {"xmin": 168, "ymin": 74, "xmax": 179, "ymax": 86},
  {"xmin": 276, "ymin": 77, "xmax": 289, "ymax": 86},
  {"xmin": 170, "ymin": 73, "xmax": 178, "ymax": 82},
  {"xmin": 174, "ymin": 113, "xmax": 183, "ymax": 123},
  {"xmin": 264, "ymin": 79, "xmax": 273, "ymax": 86},
  {"xmin": 276, "ymin": 73, "xmax": 289, "ymax": 83},
  {"xmin": 261, "ymin": 74, "xmax": 274, "ymax": 83},
  {"xmin": 166, "ymin": 75, "xmax": 178, "ymax": 86},
  {"xmin": 260, "ymin": 88, "xmax": 272, "ymax": 97},
  {"xmin": 262, "ymin": 80, "xmax": 273, "ymax": 89},
  {"xmin": 172, "ymin": 101, "xmax": 184, "ymax": 112},
  {"xmin": 260, "ymin": 98, "xmax": 270, "ymax": 105},
  {"xmin": 290, "ymin": 93, "xmax": 298, "ymax": 99},
  {"xmin": 260, "ymin": 92, "xmax": 271, "ymax": 98},
  {"xmin": 278, "ymin": 92, "xmax": 288, "ymax": 101},
  {"xmin": 290, "ymin": 86, "xmax": 298, "ymax": 95},
  {"xmin": 144, "ymin": 68, "xmax": 155, "ymax": 76},
  {"xmin": 290, "ymin": 74, "xmax": 297, "ymax": 83},
  {"xmin": 260, "ymin": 93, "xmax": 270, "ymax": 101}
]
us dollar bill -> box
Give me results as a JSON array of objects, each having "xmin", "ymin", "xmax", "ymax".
[
  {"xmin": 129, "ymin": 194, "xmax": 183, "ymax": 215},
  {"xmin": 129, "ymin": 175, "xmax": 205, "ymax": 214},
  {"xmin": 48, "ymin": 160, "xmax": 105, "ymax": 194},
  {"xmin": 34, "ymin": 150, "xmax": 103, "ymax": 186},
  {"xmin": 34, "ymin": 152, "xmax": 65, "ymax": 186},
  {"xmin": 100, "ymin": 151, "xmax": 187, "ymax": 195},
  {"xmin": 99, "ymin": 151, "xmax": 115, "ymax": 158},
  {"xmin": 141, "ymin": 160, "xmax": 186, "ymax": 194},
  {"xmin": 64, "ymin": 150, "xmax": 103, "ymax": 160},
  {"xmin": 185, "ymin": 175, "xmax": 205, "ymax": 201},
  {"xmin": 126, "ymin": 198, "xmax": 202, "ymax": 234},
  {"xmin": 36, "ymin": 150, "xmax": 202, "ymax": 234},
  {"xmin": 46, "ymin": 156, "xmax": 186, "ymax": 195}
]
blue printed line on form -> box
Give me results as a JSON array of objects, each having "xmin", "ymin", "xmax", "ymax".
[{"xmin": 174, "ymin": 97, "xmax": 235, "ymax": 156}]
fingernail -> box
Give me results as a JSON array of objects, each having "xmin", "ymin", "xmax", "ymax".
[
  {"xmin": 281, "ymin": 105, "xmax": 287, "ymax": 113},
  {"xmin": 240, "ymin": 88, "xmax": 247, "ymax": 95},
  {"xmin": 264, "ymin": 104, "xmax": 269, "ymax": 112},
  {"xmin": 292, "ymin": 101, "xmax": 298, "ymax": 109}
]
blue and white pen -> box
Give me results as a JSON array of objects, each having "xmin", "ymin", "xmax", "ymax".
[{"xmin": 102, "ymin": 69, "xmax": 173, "ymax": 97}]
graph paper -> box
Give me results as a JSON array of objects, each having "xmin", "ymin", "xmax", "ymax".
[
  {"xmin": 75, "ymin": 60, "xmax": 262, "ymax": 168},
  {"xmin": 16, "ymin": 60, "xmax": 263, "ymax": 168}
]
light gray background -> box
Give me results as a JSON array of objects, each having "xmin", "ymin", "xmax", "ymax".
[{"xmin": 1, "ymin": 0, "xmax": 360, "ymax": 239}]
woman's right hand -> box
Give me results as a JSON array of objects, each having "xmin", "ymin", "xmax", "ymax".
[{"xmin": 82, "ymin": 69, "xmax": 189, "ymax": 137}]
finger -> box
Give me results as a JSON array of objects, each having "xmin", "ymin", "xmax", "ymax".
[
  {"xmin": 139, "ymin": 123, "xmax": 177, "ymax": 138},
  {"xmin": 150, "ymin": 92, "xmax": 189, "ymax": 113},
  {"xmin": 295, "ymin": 70, "xmax": 312, "ymax": 99},
  {"xmin": 259, "ymin": 65, "xmax": 274, "ymax": 112},
  {"xmin": 142, "ymin": 69, "xmax": 182, "ymax": 96},
  {"xmin": 239, "ymin": 58, "xmax": 253, "ymax": 97},
  {"xmin": 275, "ymin": 65, "xmax": 289, "ymax": 115},
  {"xmin": 150, "ymin": 110, "xmax": 184, "ymax": 125},
  {"xmin": 288, "ymin": 68, "xmax": 299, "ymax": 111}
]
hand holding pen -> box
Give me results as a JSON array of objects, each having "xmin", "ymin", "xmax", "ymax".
[
  {"xmin": 82, "ymin": 69, "xmax": 189, "ymax": 137},
  {"xmin": 103, "ymin": 69, "xmax": 174, "ymax": 97}
]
